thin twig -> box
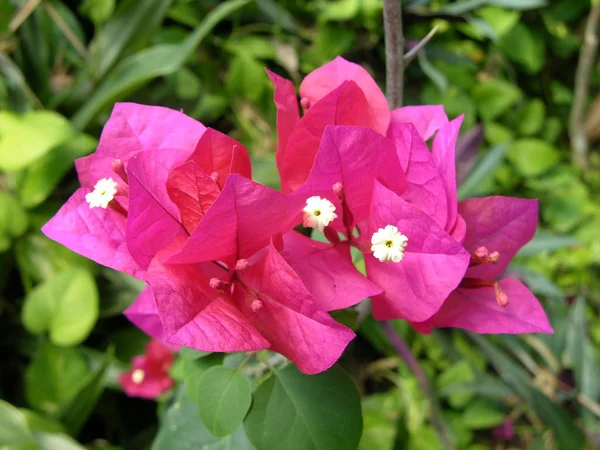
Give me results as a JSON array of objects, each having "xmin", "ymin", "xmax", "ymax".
[
  {"xmin": 570, "ymin": 0, "xmax": 600, "ymax": 170},
  {"xmin": 8, "ymin": 0, "xmax": 41, "ymax": 33},
  {"xmin": 383, "ymin": 0, "xmax": 404, "ymax": 108},
  {"xmin": 404, "ymin": 25, "xmax": 439, "ymax": 66},
  {"xmin": 42, "ymin": 1, "xmax": 88, "ymax": 59},
  {"xmin": 382, "ymin": 322, "xmax": 452, "ymax": 450}
]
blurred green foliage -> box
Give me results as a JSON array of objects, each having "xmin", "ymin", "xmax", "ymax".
[{"xmin": 1, "ymin": 0, "xmax": 600, "ymax": 449}]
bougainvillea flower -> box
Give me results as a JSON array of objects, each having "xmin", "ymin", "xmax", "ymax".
[
  {"xmin": 144, "ymin": 237, "xmax": 355, "ymax": 375},
  {"xmin": 42, "ymin": 103, "xmax": 205, "ymax": 276},
  {"xmin": 268, "ymin": 70, "xmax": 382, "ymax": 193},
  {"xmin": 119, "ymin": 340, "xmax": 174, "ymax": 399},
  {"xmin": 280, "ymin": 125, "xmax": 468, "ymax": 322},
  {"xmin": 364, "ymin": 182, "xmax": 470, "ymax": 321},
  {"xmin": 411, "ymin": 197, "xmax": 552, "ymax": 334}
]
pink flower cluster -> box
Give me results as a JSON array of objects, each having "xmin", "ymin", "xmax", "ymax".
[{"xmin": 42, "ymin": 57, "xmax": 552, "ymax": 376}]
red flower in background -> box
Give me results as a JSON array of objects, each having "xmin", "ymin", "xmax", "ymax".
[{"xmin": 119, "ymin": 340, "xmax": 174, "ymax": 399}]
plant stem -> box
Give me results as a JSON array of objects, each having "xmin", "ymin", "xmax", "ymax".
[
  {"xmin": 570, "ymin": 1, "xmax": 600, "ymax": 170},
  {"xmin": 383, "ymin": 0, "xmax": 405, "ymax": 108},
  {"xmin": 382, "ymin": 322, "xmax": 452, "ymax": 450}
]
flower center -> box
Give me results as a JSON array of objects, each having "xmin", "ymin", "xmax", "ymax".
[
  {"xmin": 371, "ymin": 225, "xmax": 408, "ymax": 263},
  {"xmin": 302, "ymin": 196, "xmax": 337, "ymax": 232},
  {"xmin": 85, "ymin": 177, "xmax": 118, "ymax": 209},
  {"xmin": 132, "ymin": 369, "xmax": 145, "ymax": 384}
]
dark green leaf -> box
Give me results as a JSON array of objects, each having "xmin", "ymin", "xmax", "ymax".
[
  {"xmin": 244, "ymin": 364, "xmax": 362, "ymax": 450},
  {"xmin": 55, "ymin": 348, "xmax": 111, "ymax": 435},
  {"xmin": 152, "ymin": 387, "xmax": 255, "ymax": 450},
  {"xmin": 190, "ymin": 366, "xmax": 252, "ymax": 437},
  {"xmin": 25, "ymin": 343, "xmax": 89, "ymax": 415},
  {"xmin": 72, "ymin": 0, "xmax": 250, "ymax": 129},
  {"xmin": 517, "ymin": 230, "xmax": 579, "ymax": 257}
]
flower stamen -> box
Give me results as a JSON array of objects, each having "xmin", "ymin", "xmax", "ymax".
[
  {"xmin": 303, "ymin": 196, "xmax": 337, "ymax": 231},
  {"xmin": 85, "ymin": 178, "xmax": 119, "ymax": 209},
  {"xmin": 371, "ymin": 225, "xmax": 408, "ymax": 263}
]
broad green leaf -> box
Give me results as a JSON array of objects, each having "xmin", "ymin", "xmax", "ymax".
[
  {"xmin": 189, "ymin": 366, "xmax": 252, "ymax": 437},
  {"xmin": 152, "ymin": 387, "xmax": 255, "ymax": 450},
  {"xmin": 179, "ymin": 347, "xmax": 212, "ymax": 360},
  {"xmin": 25, "ymin": 343, "xmax": 89, "ymax": 415},
  {"xmin": 507, "ymin": 139, "xmax": 560, "ymax": 177},
  {"xmin": 519, "ymin": 98, "xmax": 546, "ymax": 136},
  {"xmin": 88, "ymin": 0, "xmax": 173, "ymax": 77},
  {"xmin": 0, "ymin": 400, "xmax": 36, "ymax": 447},
  {"xmin": 72, "ymin": 0, "xmax": 250, "ymax": 129},
  {"xmin": 472, "ymin": 79, "xmax": 521, "ymax": 121},
  {"xmin": 517, "ymin": 230, "xmax": 579, "ymax": 257},
  {"xmin": 457, "ymin": 144, "xmax": 507, "ymax": 200},
  {"xmin": 0, "ymin": 111, "xmax": 73, "ymax": 171},
  {"xmin": 19, "ymin": 133, "xmax": 97, "ymax": 208},
  {"xmin": 475, "ymin": 7, "xmax": 520, "ymax": 37},
  {"xmin": 498, "ymin": 23, "xmax": 545, "ymax": 73},
  {"xmin": 20, "ymin": 410, "xmax": 65, "ymax": 434},
  {"xmin": 226, "ymin": 53, "xmax": 268, "ymax": 102},
  {"xmin": 461, "ymin": 399, "xmax": 505, "ymax": 429},
  {"xmin": 0, "ymin": 190, "xmax": 28, "ymax": 251},
  {"xmin": 244, "ymin": 364, "xmax": 362, "ymax": 450},
  {"xmin": 56, "ymin": 348, "xmax": 111, "ymax": 435},
  {"xmin": 22, "ymin": 267, "xmax": 99, "ymax": 346}
]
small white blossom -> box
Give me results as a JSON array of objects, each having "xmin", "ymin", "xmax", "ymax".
[
  {"xmin": 131, "ymin": 369, "xmax": 145, "ymax": 384},
  {"xmin": 303, "ymin": 196, "xmax": 337, "ymax": 231},
  {"xmin": 85, "ymin": 178, "xmax": 118, "ymax": 209},
  {"xmin": 371, "ymin": 225, "xmax": 408, "ymax": 263}
]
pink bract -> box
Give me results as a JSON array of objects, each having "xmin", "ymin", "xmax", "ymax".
[{"xmin": 119, "ymin": 340, "xmax": 174, "ymax": 399}]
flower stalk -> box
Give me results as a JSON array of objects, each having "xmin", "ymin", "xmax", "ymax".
[{"xmin": 383, "ymin": 0, "xmax": 405, "ymax": 108}]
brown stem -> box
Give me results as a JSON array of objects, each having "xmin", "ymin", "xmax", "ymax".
[
  {"xmin": 383, "ymin": 0, "xmax": 404, "ymax": 108},
  {"xmin": 382, "ymin": 322, "xmax": 453, "ymax": 450},
  {"xmin": 570, "ymin": 1, "xmax": 600, "ymax": 170}
]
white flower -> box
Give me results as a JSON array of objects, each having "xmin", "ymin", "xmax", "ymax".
[
  {"xmin": 302, "ymin": 196, "xmax": 338, "ymax": 231},
  {"xmin": 371, "ymin": 225, "xmax": 408, "ymax": 263},
  {"xmin": 131, "ymin": 369, "xmax": 145, "ymax": 384},
  {"xmin": 85, "ymin": 178, "xmax": 118, "ymax": 209}
]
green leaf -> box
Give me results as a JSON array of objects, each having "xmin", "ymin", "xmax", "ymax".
[
  {"xmin": 188, "ymin": 366, "xmax": 252, "ymax": 437},
  {"xmin": 55, "ymin": 348, "xmax": 111, "ymax": 435},
  {"xmin": 461, "ymin": 399, "xmax": 505, "ymax": 429},
  {"xmin": 518, "ymin": 98, "xmax": 546, "ymax": 136},
  {"xmin": 19, "ymin": 133, "xmax": 97, "ymax": 208},
  {"xmin": 419, "ymin": 51, "xmax": 448, "ymax": 93},
  {"xmin": 472, "ymin": 79, "xmax": 521, "ymax": 121},
  {"xmin": 440, "ymin": 0, "xmax": 546, "ymax": 15},
  {"xmin": 517, "ymin": 230, "xmax": 579, "ymax": 257},
  {"xmin": 226, "ymin": 53, "xmax": 268, "ymax": 102},
  {"xmin": 79, "ymin": 0, "xmax": 116, "ymax": 26},
  {"xmin": 458, "ymin": 144, "xmax": 507, "ymax": 200},
  {"xmin": 498, "ymin": 23, "xmax": 545, "ymax": 73},
  {"xmin": 34, "ymin": 432, "xmax": 87, "ymax": 450},
  {"xmin": 0, "ymin": 400, "xmax": 37, "ymax": 447},
  {"xmin": 0, "ymin": 111, "xmax": 73, "ymax": 171},
  {"xmin": 507, "ymin": 139, "xmax": 560, "ymax": 177},
  {"xmin": 0, "ymin": 190, "xmax": 28, "ymax": 251},
  {"xmin": 88, "ymin": 0, "xmax": 173, "ymax": 77},
  {"xmin": 152, "ymin": 387, "xmax": 255, "ymax": 450},
  {"xmin": 244, "ymin": 364, "xmax": 362, "ymax": 450},
  {"xmin": 475, "ymin": 7, "xmax": 520, "ymax": 37},
  {"xmin": 72, "ymin": 0, "xmax": 250, "ymax": 129},
  {"xmin": 179, "ymin": 347, "xmax": 212, "ymax": 360},
  {"xmin": 25, "ymin": 343, "xmax": 89, "ymax": 415},
  {"xmin": 437, "ymin": 361, "xmax": 476, "ymax": 408},
  {"xmin": 22, "ymin": 268, "xmax": 99, "ymax": 346},
  {"xmin": 470, "ymin": 334, "xmax": 586, "ymax": 449}
]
